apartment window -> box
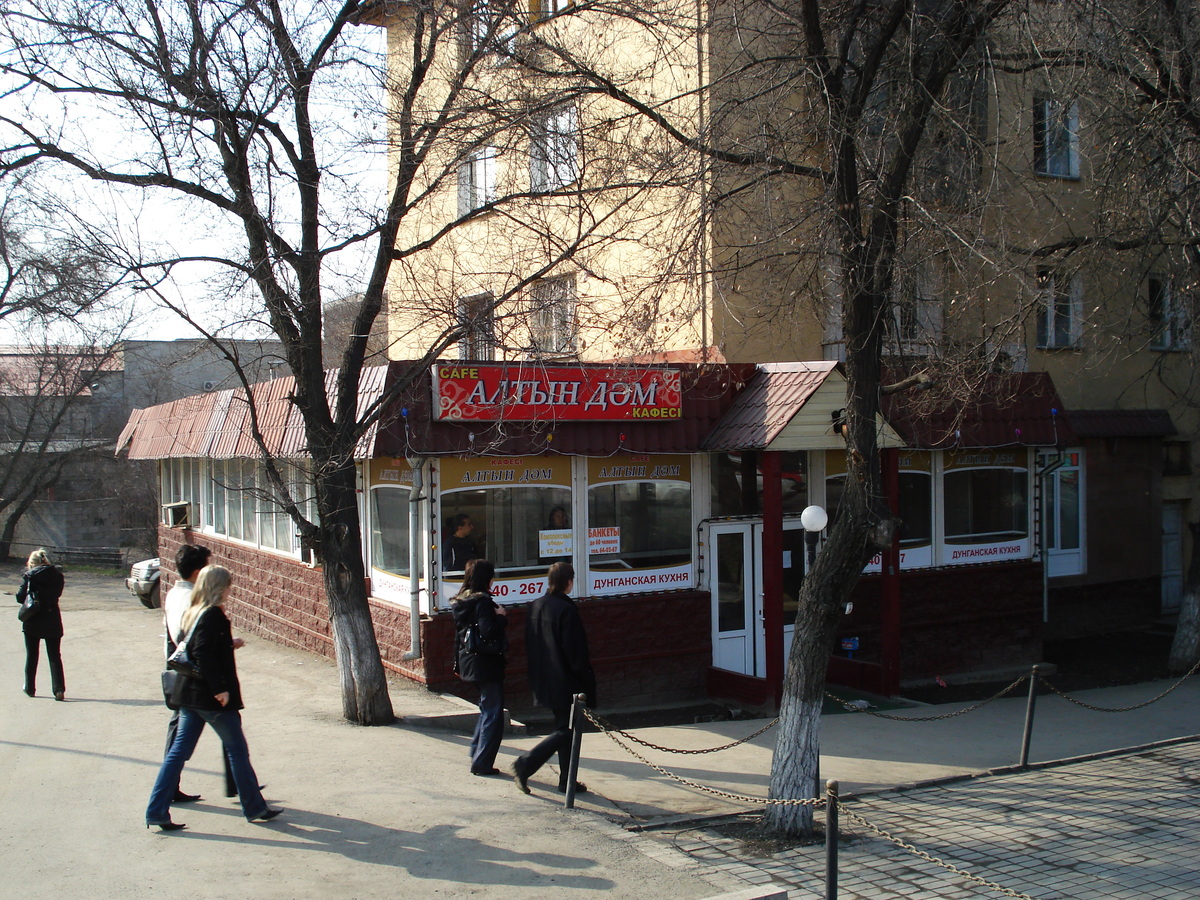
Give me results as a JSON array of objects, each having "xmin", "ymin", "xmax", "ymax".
[
  {"xmin": 458, "ymin": 292, "xmax": 496, "ymax": 360},
  {"xmin": 530, "ymin": 105, "xmax": 579, "ymax": 192},
  {"xmin": 890, "ymin": 265, "xmax": 944, "ymax": 354},
  {"xmin": 1034, "ymin": 97, "xmax": 1079, "ymax": 179},
  {"xmin": 1148, "ymin": 276, "xmax": 1192, "ymax": 351},
  {"xmin": 533, "ymin": 0, "xmax": 571, "ymax": 17},
  {"xmin": 1036, "ymin": 268, "xmax": 1082, "ymax": 349},
  {"xmin": 530, "ymin": 277, "xmax": 576, "ymax": 354},
  {"xmin": 457, "ymin": 147, "xmax": 496, "ymax": 216}
]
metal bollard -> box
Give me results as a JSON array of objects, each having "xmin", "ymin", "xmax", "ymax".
[
  {"xmin": 1019, "ymin": 664, "xmax": 1040, "ymax": 769},
  {"xmin": 564, "ymin": 693, "xmax": 586, "ymax": 809},
  {"xmin": 825, "ymin": 779, "xmax": 839, "ymax": 900}
]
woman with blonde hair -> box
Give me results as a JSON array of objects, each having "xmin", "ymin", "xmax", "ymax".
[
  {"xmin": 15, "ymin": 548, "xmax": 66, "ymax": 701},
  {"xmin": 145, "ymin": 565, "xmax": 280, "ymax": 831}
]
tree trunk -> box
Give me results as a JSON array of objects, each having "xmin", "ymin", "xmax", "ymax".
[
  {"xmin": 764, "ymin": 486, "xmax": 879, "ymax": 835},
  {"xmin": 318, "ymin": 458, "xmax": 395, "ymax": 725},
  {"xmin": 1167, "ymin": 521, "xmax": 1200, "ymax": 675}
]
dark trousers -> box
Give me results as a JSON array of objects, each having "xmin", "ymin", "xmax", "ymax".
[
  {"xmin": 165, "ymin": 708, "xmax": 236, "ymax": 796},
  {"xmin": 23, "ymin": 632, "xmax": 65, "ymax": 695},
  {"xmin": 517, "ymin": 706, "xmax": 573, "ymax": 789}
]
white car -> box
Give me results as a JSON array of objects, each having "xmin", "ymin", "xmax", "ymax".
[{"xmin": 125, "ymin": 557, "xmax": 161, "ymax": 609}]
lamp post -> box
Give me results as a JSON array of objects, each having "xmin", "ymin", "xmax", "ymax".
[{"xmin": 801, "ymin": 504, "xmax": 828, "ymax": 569}]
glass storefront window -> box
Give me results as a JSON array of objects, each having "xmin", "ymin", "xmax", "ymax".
[
  {"xmin": 898, "ymin": 472, "xmax": 932, "ymax": 546},
  {"xmin": 709, "ymin": 451, "xmax": 808, "ymax": 517},
  {"xmin": 441, "ymin": 485, "xmax": 572, "ymax": 575},
  {"xmin": 371, "ymin": 486, "xmax": 413, "ymax": 576},
  {"xmin": 587, "ymin": 455, "xmax": 693, "ymax": 576},
  {"xmin": 588, "ymin": 481, "xmax": 691, "ymax": 570},
  {"xmin": 438, "ymin": 456, "xmax": 574, "ymax": 585},
  {"xmin": 943, "ymin": 467, "xmax": 1029, "ymax": 542}
]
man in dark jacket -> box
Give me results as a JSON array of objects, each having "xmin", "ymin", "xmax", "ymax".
[
  {"xmin": 513, "ymin": 562, "xmax": 596, "ymax": 795},
  {"xmin": 442, "ymin": 513, "xmax": 480, "ymax": 572}
]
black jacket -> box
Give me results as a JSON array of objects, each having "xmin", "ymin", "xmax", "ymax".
[
  {"xmin": 524, "ymin": 590, "xmax": 596, "ymax": 711},
  {"xmin": 452, "ymin": 591, "xmax": 507, "ymax": 683},
  {"xmin": 177, "ymin": 605, "xmax": 244, "ymax": 711},
  {"xmin": 442, "ymin": 534, "xmax": 479, "ymax": 572},
  {"xmin": 16, "ymin": 564, "xmax": 65, "ymax": 639}
]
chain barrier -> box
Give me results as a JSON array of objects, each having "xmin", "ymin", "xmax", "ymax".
[
  {"xmin": 582, "ymin": 707, "xmax": 821, "ymax": 807},
  {"xmin": 585, "ymin": 709, "xmax": 779, "ymax": 754},
  {"xmin": 1040, "ymin": 656, "xmax": 1200, "ymax": 712},
  {"xmin": 825, "ymin": 674, "xmax": 1029, "ymax": 721},
  {"xmin": 838, "ymin": 801, "xmax": 1039, "ymax": 900}
]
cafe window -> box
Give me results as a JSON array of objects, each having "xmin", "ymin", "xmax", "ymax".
[
  {"xmin": 438, "ymin": 456, "xmax": 573, "ymax": 581},
  {"xmin": 587, "ymin": 455, "xmax": 692, "ymax": 580},
  {"xmin": 943, "ymin": 451, "xmax": 1029, "ymax": 551},
  {"xmin": 371, "ymin": 486, "xmax": 413, "ymax": 577}
]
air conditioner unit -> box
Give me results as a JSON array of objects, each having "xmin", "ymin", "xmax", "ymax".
[
  {"xmin": 202, "ymin": 380, "xmax": 217, "ymax": 392},
  {"xmin": 162, "ymin": 501, "xmax": 191, "ymax": 528}
]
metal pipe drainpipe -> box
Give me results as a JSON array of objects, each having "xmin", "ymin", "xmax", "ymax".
[
  {"xmin": 403, "ymin": 457, "xmax": 425, "ymax": 660},
  {"xmin": 1038, "ymin": 452, "xmax": 1065, "ymax": 624}
]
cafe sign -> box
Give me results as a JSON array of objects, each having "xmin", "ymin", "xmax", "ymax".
[{"xmin": 433, "ymin": 364, "xmax": 682, "ymax": 422}]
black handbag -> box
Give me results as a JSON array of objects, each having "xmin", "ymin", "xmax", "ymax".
[
  {"xmin": 16, "ymin": 581, "xmax": 41, "ymax": 623},
  {"xmin": 166, "ymin": 610, "xmax": 207, "ymax": 679},
  {"xmin": 463, "ymin": 621, "xmax": 507, "ymax": 657},
  {"xmin": 17, "ymin": 594, "xmax": 41, "ymax": 622},
  {"xmin": 161, "ymin": 669, "xmax": 187, "ymax": 710}
]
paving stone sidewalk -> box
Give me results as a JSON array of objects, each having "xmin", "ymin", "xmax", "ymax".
[{"xmin": 647, "ymin": 737, "xmax": 1200, "ymax": 899}]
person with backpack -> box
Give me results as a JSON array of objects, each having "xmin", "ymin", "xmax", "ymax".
[{"xmin": 451, "ymin": 559, "xmax": 509, "ymax": 776}]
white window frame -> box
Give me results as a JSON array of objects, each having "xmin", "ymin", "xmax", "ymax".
[
  {"xmin": 530, "ymin": 276, "xmax": 576, "ymax": 354},
  {"xmin": 1034, "ymin": 97, "xmax": 1080, "ymax": 179},
  {"xmin": 457, "ymin": 146, "xmax": 496, "ymax": 216},
  {"xmin": 1036, "ymin": 268, "xmax": 1083, "ymax": 349},
  {"xmin": 1148, "ymin": 275, "xmax": 1192, "ymax": 351},
  {"xmin": 1038, "ymin": 448, "xmax": 1085, "ymax": 577},
  {"xmin": 530, "ymin": 105, "xmax": 579, "ymax": 192}
]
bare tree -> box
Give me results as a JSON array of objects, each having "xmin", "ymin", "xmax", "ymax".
[
  {"xmin": 0, "ymin": 0, "xmax": 671, "ymax": 723},
  {"xmin": 1071, "ymin": 0, "xmax": 1200, "ymax": 673},
  {"xmin": 548, "ymin": 0, "xmax": 1014, "ymax": 835}
]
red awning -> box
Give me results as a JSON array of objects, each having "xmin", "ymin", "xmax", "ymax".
[{"xmin": 881, "ymin": 372, "xmax": 1075, "ymax": 449}]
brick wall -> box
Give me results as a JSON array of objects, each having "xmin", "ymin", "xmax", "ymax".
[
  {"xmin": 837, "ymin": 561, "xmax": 1045, "ymax": 684},
  {"xmin": 158, "ymin": 526, "xmax": 712, "ymax": 714}
]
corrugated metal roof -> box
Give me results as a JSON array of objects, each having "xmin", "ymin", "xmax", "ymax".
[
  {"xmin": 118, "ymin": 366, "xmax": 390, "ymax": 460},
  {"xmin": 882, "ymin": 371, "xmax": 1075, "ymax": 449},
  {"xmin": 1068, "ymin": 409, "xmax": 1176, "ymax": 438},
  {"xmin": 702, "ymin": 362, "xmax": 840, "ymax": 450},
  {"xmin": 374, "ymin": 361, "xmax": 757, "ymax": 458}
]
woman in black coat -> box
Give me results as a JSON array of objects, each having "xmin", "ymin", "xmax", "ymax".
[
  {"xmin": 451, "ymin": 559, "xmax": 508, "ymax": 776},
  {"xmin": 145, "ymin": 565, "xmax": 280, "ymax": 830},
  {"xmin": 16, "ymin": 548, "xmax": 66, "ymax": 701}
]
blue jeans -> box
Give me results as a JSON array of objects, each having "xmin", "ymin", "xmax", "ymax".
[
  {"xmin": 469, "ymin": 680, "xmax": 504, "ymax": 773},
  {"xmin": 146, "ymin": 708, "xmax": 268, "ymax": 824}
]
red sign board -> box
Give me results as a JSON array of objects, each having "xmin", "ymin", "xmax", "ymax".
[{"xmin": 432, "ymin": 364, "xmax": 682, "ymax": 422}]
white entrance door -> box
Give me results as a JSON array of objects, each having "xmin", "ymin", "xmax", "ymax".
[
  {"xmin": 1163, "ymin": 502, "xmax": 1184, "ymax": 614},
  {"xmin": 709, "ymin": 521, "xmax": 807, "ymax": 677}
]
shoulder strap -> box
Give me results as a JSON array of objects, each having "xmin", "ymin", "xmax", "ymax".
[{"xmin": 174, "ymin": 607, "xmax": 209, "ymax": 650}]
